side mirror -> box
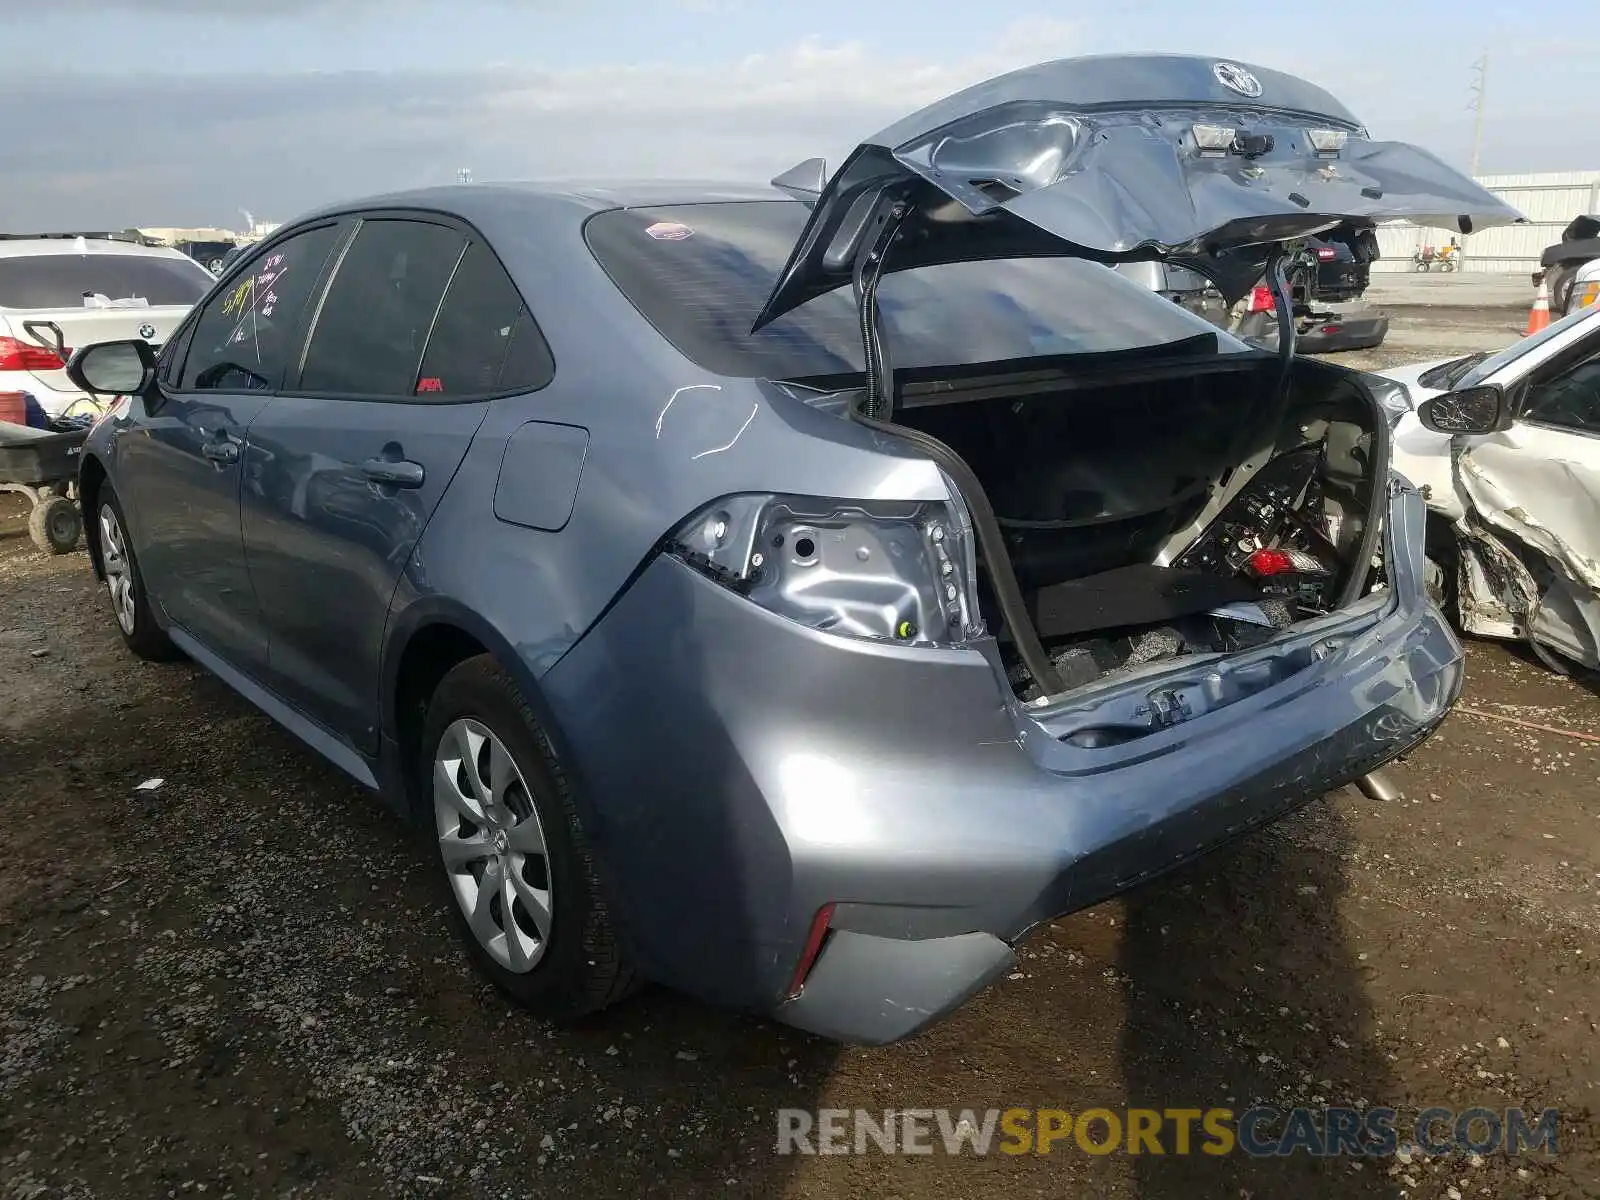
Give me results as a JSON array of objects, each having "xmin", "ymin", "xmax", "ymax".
[
  {"xmin": 1417, "ymin": 384, "xmax": 1513, "ymax": 435},
  {"xmin": 65, "ymin": 339, "xmax": 156, "ymax": 398}
]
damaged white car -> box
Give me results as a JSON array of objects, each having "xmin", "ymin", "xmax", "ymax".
[{"xmin": 1386, "ymin": 302, "xmax": 1600, "ymax": 670}]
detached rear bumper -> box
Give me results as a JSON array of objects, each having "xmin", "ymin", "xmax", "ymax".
[
  {"xmin": 539, "ymin": 483, "xmax": 1460, "ymax": 1044},
  {"xmin": 1236, "ymin": 311, "xmax": 1390, "ymax": 354}
]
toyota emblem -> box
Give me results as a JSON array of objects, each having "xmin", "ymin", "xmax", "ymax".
[
  {"xmin": 1212, "ymin": 62, "xmax": 1263, "ymax": 98},
  {"xmin": 138, "ymin": 323, "xmax": 157, "ymax": 340}
]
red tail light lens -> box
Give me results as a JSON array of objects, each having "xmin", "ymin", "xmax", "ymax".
[
  {"xmin": 1247, "ymin": 285, "xmax": 1276, "ymax": 313},
  {"xmin": 1316, "ymin": 246, "xmax": 1338, "ymax": 261},
  {"xmin": 785, "ymin": 903, "xmax": 836, "ymax": 1000},
  {"xmin": 1246, "ymin": 548, "xmax": 1295, "ymax": 577},
  {"xmin": 0, "ymin": 336, "xmax": 68, "ymax": 372}
]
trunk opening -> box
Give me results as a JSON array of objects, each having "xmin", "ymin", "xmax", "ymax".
[{"xmin": 878, "ymin": 354, "xmax": 1384, "ymax": 703}]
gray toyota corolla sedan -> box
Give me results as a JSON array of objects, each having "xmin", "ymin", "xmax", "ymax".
[{"xmin": 65, "ymin": 55, "xmax": 1521, "ymax": 1044}]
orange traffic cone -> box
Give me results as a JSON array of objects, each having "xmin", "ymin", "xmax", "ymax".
[{"xmin": 1525, "ymin": 278, "xmax": 1551, "ymax": 336}]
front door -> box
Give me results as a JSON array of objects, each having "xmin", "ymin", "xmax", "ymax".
[
  {"xmin": 119, "ymin": 222, "xmax": 345, "ymax": 673},
  {"xmin": 1459, "ymin": 340, "xmax": 1600, "ymax": 665},
  {"xmin": 241, "ymin": 218, "xmax": 540, "ymax": 751}
]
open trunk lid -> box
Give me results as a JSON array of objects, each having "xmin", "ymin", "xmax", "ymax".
[{"xmin": 755, "ymin": 53, "xmax": 1523, "ymax": 325}]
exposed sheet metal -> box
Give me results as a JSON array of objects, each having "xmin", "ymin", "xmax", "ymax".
[
  {"xmin": 1454, "ymin": 431, "xmax": 1600, "ymax": 669},
  {"xmin": 756, "ymin": 54, "xmax": 1524, "ymax": 326}
]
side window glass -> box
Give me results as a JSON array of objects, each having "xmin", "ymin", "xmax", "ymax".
[
  {"xmin": 415, "ymin": 242, "xmax": 553, "ymax": 397},
  {"xmin": 1522, "ymin": 354, "xmax": 1600, "ymax": 435},
  {"xmin": 180, "ymin": 225, "xmax": 340, "ymax": 391},
  {"xmin": 299, "ymin": 220, "xmax": 465, "ymax": 398},
  {"xmin": 498, "ymin": 310, "xmax": 556, "ymax": 393}
]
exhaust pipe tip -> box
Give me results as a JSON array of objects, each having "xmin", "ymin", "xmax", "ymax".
[{"xmin": 1353, "ymin": 769, "xmax": 1403, "ymax": 802}]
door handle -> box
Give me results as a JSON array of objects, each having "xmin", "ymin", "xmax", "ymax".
[
  {"xmin": 202, "ymin": 439, "xmax": 240, "ymax": 465},
  {"xmin": 361, "ymin": 458, "xmax": 425, "ymax": 488}
]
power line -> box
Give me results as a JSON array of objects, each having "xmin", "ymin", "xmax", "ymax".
[{"xmin": 1468, "ymin": 53, "xmax": 1489, "ymax": 177}]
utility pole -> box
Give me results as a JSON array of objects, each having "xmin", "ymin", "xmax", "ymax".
[{"xmin": 1468, "ymin": 54, "xmax": 1488, "ymax": 178}]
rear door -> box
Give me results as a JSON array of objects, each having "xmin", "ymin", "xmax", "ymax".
[
  {"xmin": 116, "ymin": 223, "xmax": 345, "ymax": 673},
  {"xmin": 241, "ymin": 216, "xmax": 546, "ymax": 751},
  {"xmin": 1458, "ymin": 339, "xmax": 1600, "ymax": 664}
]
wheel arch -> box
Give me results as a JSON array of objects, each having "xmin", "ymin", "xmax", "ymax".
[
  {"xmin": 381, "ymin": 598, "xmax": 640, "ymax": 957},
  {"xmin": 381, "ymin": 598, "xmax": 585, "ymax": 822},
  {"xmin": 78, "ymin": 453, "xmax": 110, "ymax": 580}
]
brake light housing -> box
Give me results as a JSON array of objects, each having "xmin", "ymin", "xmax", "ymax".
[
  {"xmin": 666, "ymin": 492, "xmax": 982, "ymax": 646},
  {"xmin": 1316, "ymin": 246, "xmax": 1338, "ymax": 262},
  {"xmin": 0, "ymin": 336, "xmax": 68, "ymax": 372}
]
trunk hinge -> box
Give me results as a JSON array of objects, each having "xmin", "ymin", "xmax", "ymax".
[{"xmin": 851, "ymin": 191, "xmax": 912, "ymax": 420}]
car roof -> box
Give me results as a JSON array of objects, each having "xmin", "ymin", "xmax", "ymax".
[
  {"xmin": 0, "ymin": 238, "xmax": 201, "ymax": 263},
  {"xmin": 293, "ymin": 179, "xmax": 794, "ymax": 228}
]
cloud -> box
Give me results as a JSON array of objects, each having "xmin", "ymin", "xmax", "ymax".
[
  {"xmin": 10, "ymin": 0, "xmax": 500, "ymax": 11},
  {"xmin": 0, "ymin": 16, "xmax": 1593, "ymax": 233},
  {"xmin": 0, "ymin": 18, "xmax": 1080, "ymax": 230}
]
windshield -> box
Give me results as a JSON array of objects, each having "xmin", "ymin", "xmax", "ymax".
[
  {"xmin": 1460, "ymin": 304, "xmax": 1600, "ymax": 388},
  {"xmin": 1418, "ymin": 352, "xmax": 1490, "ymax": 391},
  {"xmin": 585, "ymin": 201, "xmax": 1250, "ymax": 379},
  {"xmin": 0, "ymin": 253, "xmax": 215, "ymax": 309}
]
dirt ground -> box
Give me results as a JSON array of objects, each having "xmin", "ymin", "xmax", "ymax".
[{"xmin": 2, "ymin": 293, "xmax": 1597, "ymax": 1199}]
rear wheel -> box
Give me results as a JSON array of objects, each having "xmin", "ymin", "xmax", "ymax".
[
  {"xmin": 97, "ymin": 489, "xmax": 180, "ymax": 661},
  {"xmin": 421, "ymin": 656, "xmax": 636, "ymax": 1020}
]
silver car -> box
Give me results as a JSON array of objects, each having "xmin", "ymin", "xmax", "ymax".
[{"xmin": 66, "ymin": 55, "xmax": 1519, "ymax": 1044}]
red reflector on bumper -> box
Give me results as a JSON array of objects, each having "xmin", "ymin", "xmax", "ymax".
[{"xmin": 786, "ymin": 903, "xmax": 836, "ymax": 999}]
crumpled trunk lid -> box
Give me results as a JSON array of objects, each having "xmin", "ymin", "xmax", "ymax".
[{"xmin": 755, "ymin": 54, "xmax": 1524, "ymax": 326}]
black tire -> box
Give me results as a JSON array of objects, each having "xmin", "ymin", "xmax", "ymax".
[
  {"xmin": 1424, "ymin": 552, "xmax": 1461, "ymax": 631},
  {"xmin": 95, "ymin": 487, "xmax": 181, "ymax": 661},
  {"xmin": 420, "ymin": 655, "xmax": 636, "ymax": 1020},
  {"xmin": 29, "ymin": 496, "xmax": 82, "ymax": 554},
  {"xmin": 1545, "ymin": 264, "xmax": 1575, "ymax": 316}
]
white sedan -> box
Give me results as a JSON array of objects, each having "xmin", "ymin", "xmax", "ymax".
[
  {"xmin": 1383, "ymin": 290, "xmax": 1600, "ymax": 670},
  {"xmin": 0, "ymin": 237, "xmax": 215, "ymax": 419}
]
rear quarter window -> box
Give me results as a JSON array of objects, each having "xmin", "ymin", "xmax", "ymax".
[
  {"xmin": 584, "ymin": 201, "xmax": 1245, "ymax": 379},
  {"xmin": 414, "ymin": 240, "xmax": 554, "ymax": 398}
]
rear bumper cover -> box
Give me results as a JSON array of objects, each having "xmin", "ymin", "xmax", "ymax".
[
  {"xmin": 1237, "ymin": 310, "xmax": 1390, "ymax": 354},
  {"xmin": 539, "ymin": 482, "xmax": 1460, "ymax": 1043}
]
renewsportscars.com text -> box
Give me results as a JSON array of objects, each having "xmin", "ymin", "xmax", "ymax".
[{"xmin": 776, "ymin": 1106, "xmax": 1561, "ymax": 1158}]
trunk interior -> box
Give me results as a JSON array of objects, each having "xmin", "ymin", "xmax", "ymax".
[{"xmin": 886, "ymin": 351, "xmax": 1383, "ymax": 701}]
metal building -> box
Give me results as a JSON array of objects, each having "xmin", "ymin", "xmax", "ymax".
[{"xmin": 1373, "ymin": 170, "xmax": 1600, "ymax": 274}]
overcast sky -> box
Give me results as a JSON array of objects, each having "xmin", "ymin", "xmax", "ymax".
[{"xmin": 2, "ymin": 0, "xmax": 1595, "ymax": 231}]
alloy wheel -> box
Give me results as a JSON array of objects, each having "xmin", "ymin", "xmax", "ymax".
[
  {"xmin": 99, "ymin": 503, "xmax": 137, "ymax": 636},
  {"xmin": 433, "ymin": 718, "xmax": 553, "ymax": 973}
]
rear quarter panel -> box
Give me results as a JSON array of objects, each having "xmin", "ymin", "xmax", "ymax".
[{"xmin": 384, "ymin": 200, "xmax": 950, "ymax": 690}]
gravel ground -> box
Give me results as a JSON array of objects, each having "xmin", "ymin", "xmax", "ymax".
[{"xmin": 2, "ymin": 297, "xmax": 1597, "ymax": 1199}]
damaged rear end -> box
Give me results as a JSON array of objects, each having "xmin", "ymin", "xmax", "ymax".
[
  {"xmin": 750, "ymin": 53, "xmax": 1520, "ymax": 719},
  {"xmin": 567, "ymin": 55, "xmax": 1522, "ymax": 1044}
]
